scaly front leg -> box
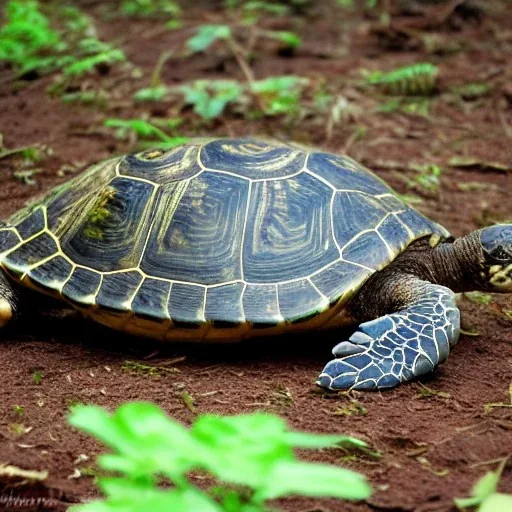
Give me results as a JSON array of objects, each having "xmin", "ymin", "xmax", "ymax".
[{"xmin": 317, "ymin": 280, "xmax": 460, "ymax": 390}]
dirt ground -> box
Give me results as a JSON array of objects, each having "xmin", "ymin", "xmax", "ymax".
[{"xmin": 0, "ymin": 1, "xmax": 511, "ymax": 511}]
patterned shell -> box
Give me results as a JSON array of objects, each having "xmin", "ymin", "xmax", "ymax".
[{"xmin": 0, "ymin": 139, "xmax": 449, "ymax": 341}]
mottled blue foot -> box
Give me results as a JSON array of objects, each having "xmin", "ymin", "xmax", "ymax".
[{"xmin": 317, "ymin": 283, "xmax": 460, "ymax": 390}]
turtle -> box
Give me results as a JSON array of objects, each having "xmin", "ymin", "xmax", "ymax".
[{"xmin": 0, "ymin": 138, "xmax": 511, "ymax": 390}]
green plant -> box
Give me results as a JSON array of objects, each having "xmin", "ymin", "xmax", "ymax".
[
  {"xmin": 134, "ymin": 85, "xmax": 169, "ymax": 102},
  {"xmin": 187, "ymin": 24, "xmax": 233, "ymax": 53},
  {"xmin": 366, "ymin": 63, "xmax": 439, "ymax": 96},
  {"xmin": 11, "ymin": 405, "xmax": 25, "ymax": 417},
  {"xmin": 0, "ymin": 0, "xmax": 64, "ymax": 75},
  {"xmin": 0, "ymin": 0, "xmax": 126, "ymax": 83},
  {"xmin": 32, "ymin": 370, "xmax": 44, "ymax": 385},
  {"xmin": 121, "ymin": 0, "xmax": 180, "ymax": 16},
  {"xmin": 394, "ymin": 164, "xmax": 442, "ymax": 195},
  {"xmin": 104, "ymin": 119, "xmax": 188, "ymax": 149},
  {"xmin": 336, "ymin": 0, "xmax": 377, "ymax": 8},
  {"xmin": 251, "ymin": 76, "xmax": 308, "ymax": 115},
  {"xmin": 180, "ymin": 80, "xmax": 244, "ymax": 120},
  {"xmin": 68, "ymin": 402, "xmax": 371, "ymax": 511},
  {"xmin": 185, "ymin": 23, "xmax": 301, "ymax": 93},
  {"xmin": 61, "ymin": 38, "xmax": 125, "ymax": 77},
  {"xmin": 455, "ymin": 459, "xmax": 512, "ymax": 511}
]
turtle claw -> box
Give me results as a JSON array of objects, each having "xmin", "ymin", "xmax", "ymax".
[
  {"xmin": 318, "ymin": 352, "xmax": 400, "ymax": 391},
  {"xmin": 331, "ymin": 340, "xmax": 367, "ymax": 357}
]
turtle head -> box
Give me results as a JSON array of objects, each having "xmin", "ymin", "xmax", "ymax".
[{"xmin": 479, "ymin": 224, "xmax": 512, "ymax": 292}]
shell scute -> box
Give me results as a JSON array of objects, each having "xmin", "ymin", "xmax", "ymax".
[
  {"xmin": 15, "ymin": 206, "xmax": 46, "ymax": 240},
  {"xmin": 96, "ymin": 271, "xmax": 143, "ymax": 312},
  {"xmin": 28, "ymin": 256, "xmax": 72, "ymax": 291},
  {"xmin": 141, "ymin": 171, "xmax": 248, "ymax": 285},
  {"xmin": 243, "ymin": 172, "xmax": 337, "ymax": 283},
  {"xmin": 308, "ymin": 152, "xmax": 393, "ymax": 194},
  {"xmin": 205, "ymin": 282, "xmax": 245, "ymax": 325},
  {"xmin": 131, "ymin": 278, "xmax": 170, "ymax": 321},
  {"xmin": 61, "ymin": 177, "xmax": 157, "ymax": 272},
  {"xmin": 201, "ymin": 138, "xmax": 306, "ymax": 180},
  {"xmin": 3, "ymin": 232, "xmax": 58, "ymax": 277},
  {"xmin": 119, "ymin": 144, "xmax": 202, "ymax": 184},
  {"xmin": 168, "ymin": 283, "xmax": 206, "ymax": 327},
  {"xmin": 62, "ymin": 267, "xmax": 101, "ymax": 306}
]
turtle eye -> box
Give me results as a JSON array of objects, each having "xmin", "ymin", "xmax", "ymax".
[
  {"xmin": 487, "ymin": 246, "xmax": 511, "ymax": 263},
  {"xmin": 480, "ymin": 224, "xmax": 512, "ymax": 264}
]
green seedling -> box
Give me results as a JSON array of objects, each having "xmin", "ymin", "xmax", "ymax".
[
  {"xmin": 62, "ymin": 39, "xmax": 125, "ymax": 78},
  {"xmin": 121, "ymin": 0, "xmax": 180, "ymax": 17},
  {"xmin": 0, "ymin": 0, "xmax": 64, "ymax": 76},
  {"xmin": 180, "ymin": 391, "xmax": 197, "ymax": 413},
  {"xmin": 377, "ymin": 97, "xmax": 431, "ymax": 117},
  {"xmin": 180, "ymin": 80, "xmax": 244, "ymax": 120},
  {"xmin": 394, "ymin": 164, "xmax": 442, "ymax": 195},
  {"xmin": 1, "ymin": 0, "xmax": 126, "ymax": 82},
  {"xmin": 31, "ymin": 370, "xmax": 44, "ymax": 385},
  {"xmin": 61, "ymin": 90, "xmax": 109, "ymax": 107},
  {"xmin": 14, "ymin": 169, "xmax": 42, "ymax": 186},
  {"xmin": 366, "ymin": 63, "xmax": 439, "ymax": 96},
  {"xmin": 259, "ymin": 30, "xmax": 302, "ymax": 50},
  {"xmin": 185, "ymin": 24, "xmax": 301, "ymax": 96},
  {"xmin": 333, "ymin": 400, "xmax": 367, "ymax": 416},
  {"xmin": 11, "ymin": 405, "xmax": 25, "ymax": 417},
  {"xmin": 134, "ymin": 85, "xmax": 169, "ymax": 102},
  {"xmin": 9, "ymin": 423, "xmax": 29, "ymax": 435},
  {"xmin": 455, "ymin": 459, "xmax": 512, "ymax": 511},
  {"xmin": 416, "ymin": 384, "xmax": 450, "ymax": 399},
  {"xmin": 0, "ymin": 142, "xmax": 48, "ymax": 163},
  {"xmin": 68, "ymin": 402, "xmax": 371, "ymax": 512},
  {"xmin": 251, "ymin": 76, "xmax": 308, "ymax": 116},
  {"xmin": 336, "ymin": 0, "xmax": 377, "ymax": 8},
  {"xmin": 450, "ymin": 83, "xmax": 492, "ymax": 101},
  {"xmin": 187, "ymin": 24, "xmax": 233, "ymax": 53},
  {"xmin": 104, "ymin": 119, "xmax": 188, "ymax": 149},
  {"xmin": 241, "ymin": 1, "xmax": 289, "ymax": 22}
]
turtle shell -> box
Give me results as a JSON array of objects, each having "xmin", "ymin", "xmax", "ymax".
[{"xmin": 0, "ymin": 138, "xmax": 449, "ymax": 341}]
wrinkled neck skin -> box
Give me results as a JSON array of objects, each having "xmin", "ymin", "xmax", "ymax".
[
  {"xmin": 349, "ymin": 232, "xmax": 487, "ymax": 323},
  {"xmin": 381, "ymin": 232, "xmax": 486, "ymax": 293},
  {"xmin": 430, "ymin": 231, "xmax": 488, "ymax": 292}
]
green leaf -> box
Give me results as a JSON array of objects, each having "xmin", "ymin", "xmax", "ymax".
[
  {"xmin": 180, "ymin": 80, "xmax": 243, "ymax": 119},
  {"xmin": 265, "ymin": 31, "xmax": 302, "ymax": 48},
  {"xmin": 104, "ymin": 119, "xmax": 176, "ymax": 142},
  {"xmin": 191, "ymin": 413, "xmax": 293, "ymax": 487},
  {"xmin": 134, "ymin": 86, "xmax": 169, "ymax": 102},
  {"xmin": 259, "ymin": 460, "xmax": 371, "ymax": 501},
  {"xmin": 454, "ymin": 468, "xmax": 502, "ymax": 509},
  {"xmin": 186, "ymin": 24, "xmax": 232, "ymax": 53},
  {"xmin": 479, "ymin": 493, "xmax": 512, "ymax": 512},
  {"xmin": 70, "ymin": 484, "xmax": 221, "ymax": 512},
  {"xmin": 69, "ymin": 402, "xmax": 201, "ymax": 479}
]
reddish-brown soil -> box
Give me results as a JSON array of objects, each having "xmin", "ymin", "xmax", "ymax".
[{"xmin": 1, "ymin": 1, "xmax": 511, "ymax": 511}]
